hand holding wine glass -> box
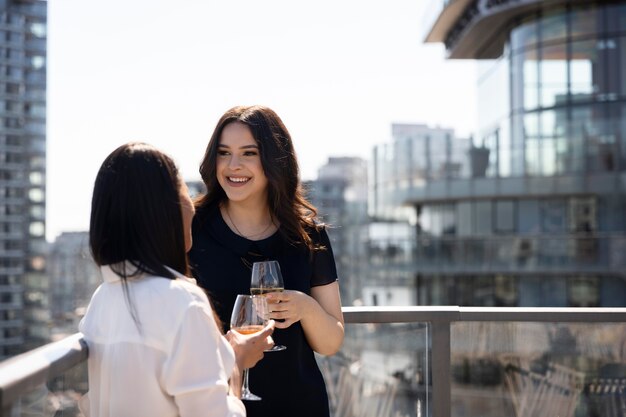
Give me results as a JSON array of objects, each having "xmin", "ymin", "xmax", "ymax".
[
  {"xmin": 251, "ymin": 260, "xmax": 286, "ymax": 351},
  {"xmin": 230, "ymin": 294, "xmax": 269, "ymax": 401}
]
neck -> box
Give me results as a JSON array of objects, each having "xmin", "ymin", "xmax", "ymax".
[{"xmin": 221, "ymin": 201, "xmax": 276, "ymax": 240}]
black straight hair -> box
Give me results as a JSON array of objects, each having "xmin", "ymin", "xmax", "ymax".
[{"xmin": 90, "ymin": 142, "xmax": 189, "ymax": 280}]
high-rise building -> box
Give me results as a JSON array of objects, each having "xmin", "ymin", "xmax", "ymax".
[
  {"xmin": 47, "ymin": 232, "xmax": 99, "ymax": 340},
  {"xmin": 305, "ymin": 157, "xmax": 369, "ymax": 305},
  {"xmin": 0, "ymin": 0, "xmax": 48, "ymax": 358},
  {"xmin": 376, "ymin": 0, "xmax": 626, "ymax": 307},
  {"xmin": 368, "ymin": 124, "xmax": 469, "ymax": 306}
]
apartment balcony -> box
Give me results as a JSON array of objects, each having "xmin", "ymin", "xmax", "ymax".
[{"xmin": 1, "ymin": 307, "xmax": 625, "ymax": 417}]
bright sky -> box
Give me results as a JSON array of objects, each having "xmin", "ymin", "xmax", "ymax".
[{"xmin": 46, "ymin": 0, "xmax": 476, "ymax": 242}]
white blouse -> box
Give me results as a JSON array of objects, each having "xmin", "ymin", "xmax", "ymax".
[{"xmin": 79, "ymin": 265, "xmax": 246, "ymax": 417}]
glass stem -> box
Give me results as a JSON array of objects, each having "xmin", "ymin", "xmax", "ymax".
[{"xmin": 242, "ymin": 368, "xmax": 251, "ymax": 395}]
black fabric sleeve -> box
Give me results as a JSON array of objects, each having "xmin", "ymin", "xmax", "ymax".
[{"xmin": 311, "ymin": 227, "xmax": 339, "ymax": 287}]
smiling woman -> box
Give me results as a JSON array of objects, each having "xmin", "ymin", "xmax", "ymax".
[{"xmin": 189, "ymin": 105, "xmax": 345, "ymax": 417}]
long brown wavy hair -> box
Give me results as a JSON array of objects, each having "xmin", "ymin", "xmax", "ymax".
[{"xmin": 195, "ymin": 105, "xmax": 321, "ymax": 251}]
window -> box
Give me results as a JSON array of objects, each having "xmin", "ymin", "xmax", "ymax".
[
  {"xmin": 29, "ymin": 221, "xmax": 44, "ymax": 236},
  {"xmin": 541, "ymin": 199, "xmax": 567, "ymax": 233},
  {"xmin": 474, "ymin": 201, "xmax": 493, "ymax": 235},
  {"xmin": 29, "ymin": 22, "xmax": 46, "ymax": 38},
  {"xmin": 28, "ymin": 188, "xmax": 44, "ymax": 202},
  {"xmin": 495, "ymin": 200, "xmax": 515, "ymax": 233},
  {"xmin": 568, "ymin": 276, "xmax": 599, "ymax": 307}
]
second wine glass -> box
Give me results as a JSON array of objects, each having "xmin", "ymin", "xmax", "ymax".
[
  {"xmin": 230, "ymin": 294, "xmax": 268, "ymax": 401},
  {"xmin": 250, "ymin": 260, "xmax": 286, "ymax": 352}
]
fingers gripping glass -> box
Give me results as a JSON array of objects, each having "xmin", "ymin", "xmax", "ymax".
[
  {"xmin": 230, "ymin": 294, "xmax": 268, "ymax": 401},
  {"xmin": 250, "ymin": 260, "xmax": 286, "ymax": 352}
]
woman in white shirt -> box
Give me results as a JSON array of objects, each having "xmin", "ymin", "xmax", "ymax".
[{"xmin": 80, "ymin": 142, "xmax": 273, "ymax": 417}]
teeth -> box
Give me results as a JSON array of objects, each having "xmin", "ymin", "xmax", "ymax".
[{"xmin": 229, "ymin": 177, "xmax": 249, "ymax": 183}]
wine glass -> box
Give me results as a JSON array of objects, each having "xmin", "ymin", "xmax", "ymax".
[
  {"xmin": 230, "ymin": 294, "xmax": 268, "ymax": 401},
  {"xmin": 250, "ymin": 260, "xmax": 286, "ymax": 352}
]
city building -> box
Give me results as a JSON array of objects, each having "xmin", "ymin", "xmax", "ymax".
[
  {"xmin": 0, "ymin": 0, "xmax": 48, "ymax": 358},
  {"xmin": 368, "ymin": 123, "xmax": 470, "ymax": 306},
  {"xmin": 185, "ymin": 179, "xmax": 206, "ymax": 199},
  {"xmin": 369, "ymin": 0, "xmax": 626, "ymax": 308},
  {"xmin": 47, "ymin": 232, "xmax": 99, "ymax": 340},
  {"xmin": 305, "ymin": 157, "xmax": 369, "ymax": 305}
]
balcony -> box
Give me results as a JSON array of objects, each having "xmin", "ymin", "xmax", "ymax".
[{"xmin": 1, "ymin": 306, "xmax": 625, "ymax": 417}]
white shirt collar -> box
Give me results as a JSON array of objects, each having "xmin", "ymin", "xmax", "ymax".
[{"xmin": 100, "ymin": 262, "xmax": 197, "ymax": 285}]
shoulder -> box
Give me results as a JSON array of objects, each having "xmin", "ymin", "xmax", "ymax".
[
  {"xmin": 304, "ymin": 222, "xmax": 332, "ymax": 247},
  {"xmin": 167, "ymin": 275, "xmax": 210, "ymax": 306},
  {"xmin": 139, "ymin": 272, "xmax": 209, "ymax": 308}
]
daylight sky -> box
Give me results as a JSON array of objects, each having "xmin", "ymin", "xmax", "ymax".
[{"xmin": 46, "ymin": 0, "xmax": 477, "ymax": 241}]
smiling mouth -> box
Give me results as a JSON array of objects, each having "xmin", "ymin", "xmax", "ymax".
[{"xmin": 228, "ymin": 176, "xmax": 250, "ymax": 184}]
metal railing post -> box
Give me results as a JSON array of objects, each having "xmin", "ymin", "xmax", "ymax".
[{"xmin": 431, "ymin": 320, "xmax": 451, "ymax": 417}]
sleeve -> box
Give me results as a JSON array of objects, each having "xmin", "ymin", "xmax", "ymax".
[
  {"xmin": 161, "ymin": 301, "xmax": 246, "ymax": 417},
  {"xmin": 311, "ymin": 226, "xmax": 339, "ymax": 287}
]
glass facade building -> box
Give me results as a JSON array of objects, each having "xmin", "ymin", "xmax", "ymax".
[
  {"xmin": 369, "ymin": 0, "xmax": 626, "ymax": 308},
  {"xmin": 0, "ymin": 0, "xmax": 48, "ymax": 358}
]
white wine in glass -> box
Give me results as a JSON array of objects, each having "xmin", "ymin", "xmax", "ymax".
[
  {"xmin": 250, "ymin": 260, "xmax": 286, "ymax": 352},
  {"xmin": 230, "ymin": 294, "xmax": 268, "ymax": 401}
]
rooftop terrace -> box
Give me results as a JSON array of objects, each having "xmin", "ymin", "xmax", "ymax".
[{"xmin": 1, "ymin": 306, "xmax": 626, "ymax": 417}]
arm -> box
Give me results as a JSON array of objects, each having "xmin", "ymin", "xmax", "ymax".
[
  {"xmin": 266, "ymin": 281, "xmax": 344, "ymax": 356},
  {"xmin": 162, "ymin": 302, "xmax": 246, "ymax": 416}
]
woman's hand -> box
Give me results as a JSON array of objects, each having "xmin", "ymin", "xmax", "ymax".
[
  {"xmin": 267, "ymin": 283, "xmax": 344, "ymax": 356},
  {"xmin": 225, "ymin": 320, "xmax": 275, "ymax": 370},
  {"xmin": 265, "ymin": 290, "xmax": 314, "ymax": 329}
]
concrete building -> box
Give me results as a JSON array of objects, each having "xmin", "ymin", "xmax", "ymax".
[{"xmin": 0, "ymin": 0, "xmax": 47, "ymax": 358}]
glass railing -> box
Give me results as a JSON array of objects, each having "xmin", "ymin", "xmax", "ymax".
[{"xmin": 1, "ymin": 307, "xmax": 625, "ymax": 417}]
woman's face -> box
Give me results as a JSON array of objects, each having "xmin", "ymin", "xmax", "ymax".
[
  {"xmin": 216, "ymin": 122, "xmax": 269, "ymax": 206},
  {"xmin": 179, "ymin": 181, "xmax": 195, "ymax": 252}
]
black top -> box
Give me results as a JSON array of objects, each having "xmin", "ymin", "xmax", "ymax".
[{"xmin": 189, "ymin": 205, "xmax": 338, "ymax": 417}]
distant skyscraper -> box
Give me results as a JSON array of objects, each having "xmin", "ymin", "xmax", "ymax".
[
  {"xmin": 370, "ymin": 124, "xmax": 469, "ymax": 222},
  {"xmin": 0, "ymin": 0, "xmax": 48, "ymax": 358},
  {"xmin": 47, "ymin": 232, "xmax": 99, "ymax": 339},
  {"xmin": 185, "ymin": 180, "xmax": 206, "ymax": 199},
  {"xmin": 367, "ymin": 124, "xmax": 469, "ymax": 306},
  {"xmin": 306, "ymin": 157, "xmax": 368, "ymax": 305}
]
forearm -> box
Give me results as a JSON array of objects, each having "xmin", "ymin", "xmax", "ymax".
[
  {"xmin": 300, "ymin": 295, "xmax": 344, "ymax": 356},
  {"xmin": 228, "ymin": 364, "xmax": 242, "ymax": 398}
]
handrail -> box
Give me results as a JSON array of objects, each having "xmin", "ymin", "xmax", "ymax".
[
  {"xmin": 1, "ymin": 306, "xmax": 625, "ymax": 417},
  {"xmin": 0, "ymin": 333, "xmax": 87, "ymax": 415}
]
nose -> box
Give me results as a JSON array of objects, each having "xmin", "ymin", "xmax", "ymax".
[{"xmin": 228, "ymin": 154, "xmax": 241, "ymax": 169}]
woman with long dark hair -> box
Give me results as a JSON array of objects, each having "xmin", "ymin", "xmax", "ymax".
[
  {"xmin": 190, "ymin": 106, "xmax": 344, "ymax": 417},
  {"xmin": 81, "ymin": 142, "xmax": 274, "ymax": 417}
]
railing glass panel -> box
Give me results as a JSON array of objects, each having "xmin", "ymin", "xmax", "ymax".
[
  {"xmin": 319, "ymin": 322, "xmax": 431, "ymax": 417},
  {"xmin": 450, "ymin": 321, "xmax": 626, "ymax": 417}
]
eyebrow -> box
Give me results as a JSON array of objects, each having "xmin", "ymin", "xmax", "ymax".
[{"xmin": 218, "ymin": 144, "xmax": 259, "ymax": 149}]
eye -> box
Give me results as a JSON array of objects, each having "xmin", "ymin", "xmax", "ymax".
[
  {"xmin": 243, "ymin": 150, "xmax": 258, "ymax": 157},
  {"xmin": 217, "ymin": 150, "xmax": 230, "ymax": 157}
]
